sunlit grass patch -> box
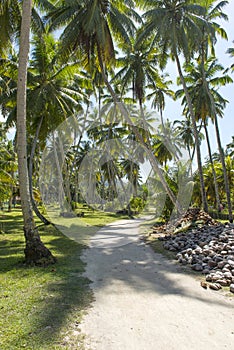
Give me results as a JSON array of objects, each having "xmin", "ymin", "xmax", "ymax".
[{"xmin": 0, "ymin": 208, "xmax": 93, "ymax": 349}]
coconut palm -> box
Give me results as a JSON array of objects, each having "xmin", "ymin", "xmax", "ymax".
[
  {"xmin": 226, "ymin": 45, "xmax": 234, "ymax": 72},
  {"xmin": 195, "ymin": 0, "xmax": 233, "ymax": 219},
  {"xmin": 0, "ymin": 123, "xmax": 17, "ymax": 209},
  {"xmin": 112, "ymin": 34, "xmax": 162, "ymax": 109},
  {"xmin": 0, "ymin": 0, "xmax": 21, "ymax": 57},
  {"xmin": 16, "ymin": 0, "xmax": 56, "ymax": 265},
  {"xmin": 152, "ymin": 120, "xmax": 183, "ymax": 167},
  {"xmin": 197, "ymin": 0, "xmax": 228, "ymax": 59},
  {"xmin": 48, "ymin": 0, "xmax": 183, "ymax": 213},
  {"xmin": 146, "ymin": 76, "xmax": 174, "ymax": 128},
  {"xmin": 140, "ymin": 0, "xmax": 209, "ymax": 212},
  {"xmin": 226, "ymin": 137, "xmax": 234, "ymax": 157},
  {"xmin": 173, "ymin": 117, "xmax": 196, "ymax": 163},
  {"xmin": 196, "ymin": 58, "xmax": 232, "ymax": 220},
  {"xmin": 176, "ymin": 57, "xmax": 232, "ymax": 214}
]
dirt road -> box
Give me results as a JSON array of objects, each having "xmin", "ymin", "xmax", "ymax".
[{"xmin": 80, "ymin": 218, "xmax": 234, "ymax": 350}]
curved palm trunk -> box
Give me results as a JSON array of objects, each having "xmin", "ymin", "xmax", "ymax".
[
  {"xmin": 201, "ymin": 45, "xmax": 233, "ymax": 222},
  {"xmin": 175, "ymin": 53, "xmax": 208, "ymax": 213},
  {"xmin": 214, "ymin": 115, "xmax": 233, "ymax": 222},
  {"xmin": 16, "ymin": 0, "xmax": 55, "ymax": 265},
  {"xmin": 200, "ymin": 46, "xmax": 233, "ymax": 222},
  {"xmin": 29, "ymin": 115, "xmax": 51, "ymax": 225},
  {"xmin": 97, "ymin": 48, "xmax": 183, "ymax": 214},
  {"xmin": 203, "ymin": 121, "xmax": 221, "ymax": 212}
]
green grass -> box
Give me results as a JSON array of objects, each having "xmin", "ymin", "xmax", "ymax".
[
  {"xmin": 0, "ymin": 208, "xmax": 96, "ymax": 349},
  {"xmin": 0, "ymin": 205, "xmax": 129, "ymax": 349},
  {"xmin": 46, "ymin": 205, "xmax": 130, "ymax": 245}
]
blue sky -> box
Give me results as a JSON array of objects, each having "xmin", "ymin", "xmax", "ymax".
[{"xmin": 163, "ymin": 1, "xmax": 234, "ymax": 159}]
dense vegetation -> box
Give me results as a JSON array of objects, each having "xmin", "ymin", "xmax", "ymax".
[{"xmin": 0, "ymin": 0, "xmax": 234, "ymax": 265}]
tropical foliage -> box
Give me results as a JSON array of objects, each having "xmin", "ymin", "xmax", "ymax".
[{"xmin": 0, "ymin": 0, "xmax": 234, "ymax": 264}]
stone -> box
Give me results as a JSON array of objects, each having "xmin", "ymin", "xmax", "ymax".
[
  {"xmin": 215, "ymin": 279, "xmax": 230, "ymax": 287},
  {"xmin": 200, "ymin": 281, "xmax": 208, "ymax": 289},
  {"xmin": 209, "ymin": 283, "xmax": 222, "ymax": 291},
  {"xmin": 206, "ymin": 275, "xmax": 213, "ymax": 282},
  {"xmin": 230, "ymin": 284, "xmax": 234, "ymax": 293},
  {"xmin": 217, "ymin": 261, "xmax": 226, "ymax": 269},
  {"xmin": 224, "ymin": 272, "xmax": 232, "ymax": 279},
  {"xmin": 208, "ymin": 260, "xmax": 217, "ymax": 268},
  {"xmin": 192, "ymin": 264, "xmax": 203, "ymax": 272},
  {"xmin": 221, "ymin": 250, "xmax": 228, "ymax": 255},
  {"xmin": 227, "ymin": 259, "xmax": 234, "ymax": 268}
]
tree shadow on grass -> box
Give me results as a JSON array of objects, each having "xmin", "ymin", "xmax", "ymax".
[
  {"xmin": 1, "ymin": 215, "xmax": 233, "ymax": 349},
  {"xmin": 0, "ymin": 224, "xmax": 93, "ymax": 350}
]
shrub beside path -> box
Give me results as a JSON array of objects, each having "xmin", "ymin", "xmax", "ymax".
[{"xmin": 80, "ymin": 218, "xmax": 234, "ymax": 350}]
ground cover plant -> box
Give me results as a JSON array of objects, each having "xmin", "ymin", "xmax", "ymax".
[{"xmin": 0, "ymin": 208, "xmax": 94, "ymax": 349}]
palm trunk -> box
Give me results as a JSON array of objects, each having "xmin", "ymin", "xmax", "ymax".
[
  {"xmin": 97, "ymin": 47, "xmax": 183, "ymax": 214},
  {"xmin": 175, "ymin": 53, "xmax": 208, "ymax": 213},
  {"xmin": 52, "ymin": 133, "xmax": 67, "ymax": 212},
  {"xmin": 214, "ymin": 115, "xmax": 233, "ymax": 222},
  {"xmin": 16, "ymin": 0, "xmax": 55, "ymax": 265},
  {"xmin": 200, "ymin": 43, "xmax": 233, "ymax": 222},
  {"xmin": 203, "ymin": 121, "xmax": 221, "ymax": 212},
  {"xmin": 29, "ymin": 116, "xmax": 51, "ymax": 225}
]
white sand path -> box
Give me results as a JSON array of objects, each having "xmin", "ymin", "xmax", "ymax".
[{"xmin": 80, "ymin": 218, "xmax": 234, "ymax": 350}]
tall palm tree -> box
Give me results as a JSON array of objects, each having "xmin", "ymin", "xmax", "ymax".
[
  {"xmin": 197, "ymin": 0, "xmax": 228, "ymax": 58},
  {"xmin": 196, "ymin": 0, "xmax": 233, "ymax": 219},
  {"xmin": 0, "ymin": 0, "xmax": 21, "ymax": 57},
  {"xmin": 0, "ymin": 124, "xmax": 17, "ymax": 208},
  {"xmin": 226, "ymin": 137, "xmax": 234, "ymax": 157},
  {"xmin": 173, "ymin": 117, "xmax": 196, "ymax": 163},
  {"xmin": 48, "ymin": 0, "xmax": 183, "ymax": 213},
  {"xmin": 17, "ymin": 0, "xmax": 55, "ymax": 265},
  {"xmin": 152, "ymin": 119, "xmax": 183, "ymax": 167},
  {"xmin": 176, "ymin": 57, "xmax": 232, "ymax": 214},
  {"xmin": 226, "ymin": 45, "xmax": 234, "ymax": 72},
  {"xmin": 146, "ymin": 76, "xmax": 174, "ymax": 128},
  {"xmin": 186, "ymin": 57, "xmax": 233, "ymax": 221},
  {"xmin": 140, "ymin": 0, "xmax": 209, "ymax": 212},
  {"xmin": 112, "ymin": 34, "xmax": 162, "ymax": 108}
]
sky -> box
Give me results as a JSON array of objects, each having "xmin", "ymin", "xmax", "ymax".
[{"xmin": 163, "ymin": 0, "xmax": 234, "ymax": 159}]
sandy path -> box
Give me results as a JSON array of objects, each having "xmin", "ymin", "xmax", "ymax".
[{"xmin": 80, "ymin": 218, "xmax": 234, "ymax": 350}]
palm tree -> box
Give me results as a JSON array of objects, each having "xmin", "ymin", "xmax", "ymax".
[
  {"xmin": 176, "ymin": 57, "xmax": 232, "ymax": 214},
  {"xmin": 146, "ymin": 76, "xmax": 174, "ymax": 128},
  {"xmin": 120, "ymin": 158, "xmax": 140, "ymax": 197},
  {"xmin": 48, "ymin": 0, "xmax": 183, "ymax": 213},
  {"xmin": 27, "ymin": 29, "xmax": 85, "ymax": 219},
  {"xmin": 226, "ymin": 137, "xmax": 234, "ymax": 157},
  {"xmin": 140, "ymin": 0, "xmax": 209, "ymax": 212},
  {"xmin": 153, "ymin": 119, "xmax": 183, "ymax": 166},
  {"xmin": 17, "ymin": 0, "xmax": 55, "ymax": 265},
  {"xmin": 196, "ymin": 0, "xmax": 233, "ymax": 220},
  {"xmin": 0, "ymin": 0, "xmax": 21, "ymax": 57},
  {"xmin": 113, "ymin": 34, "xmax": 162, "ymax": 108},
  {"xmin": 173, "ymin": 117, "xmax": 196, "ymax": 163},
  {"xmin": 197, "ymin": 0, "xmax": 228, "ymax": 58},
  {"xmin": 0, "ymin": 123, "xmax": 17, "ymax": 209},
  {"xmin": 188, "ymin": 57, "xmax": 233, "ymax": 221},
  {"xmin": 227, "ymin": 45, "xmax": 234, "ymax": 72}
]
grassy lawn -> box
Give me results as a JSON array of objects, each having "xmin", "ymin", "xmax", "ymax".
[
  {"xmin": 46, "ymin": 205, "xmax": 129, "ymax": 245},
  {"xmin": 0, "ymin": 206, "xmax": 125, "ymax": 349}
]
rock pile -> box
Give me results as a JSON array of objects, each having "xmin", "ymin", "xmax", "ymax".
[
  {"xmin": 160, "ymin": 222, "xmax": 234, "ymax": 293},
  {"xmin": 151, "ymin": 208, "xmax": 218, "ymax": 236},
  {"xmin": 172, "ymin": 207, "xmax": 218, "ymax": 227}
]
